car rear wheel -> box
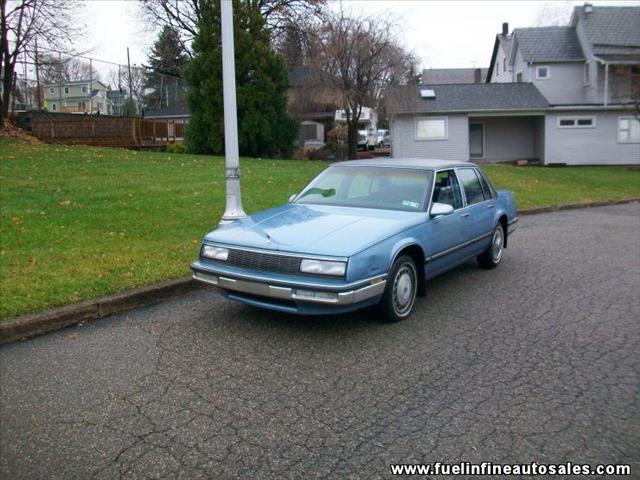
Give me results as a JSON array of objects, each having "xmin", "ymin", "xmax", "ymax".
[
  {"xmin": 477, "ymin": 224, "xmax": 504, "ymax": 269},
  {"xmin": 380, "ymin": 255, "xmax": 418, "ymax": 322}
]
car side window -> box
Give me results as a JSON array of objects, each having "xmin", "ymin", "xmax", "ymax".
[
  {"xmin": 458, "ymin": 168, "xmax": 486, "ymax": 205},
  {"xmin": 432, "ymin": 170, "xmax": 463, "ymax": 210},
  {"xmin": 476, "ymin": 169, "xmax": 495, "ymax": 199}
]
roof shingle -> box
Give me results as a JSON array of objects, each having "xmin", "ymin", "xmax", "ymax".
[
  {"xmin": 386, "ymin": 83, "xmax": 549, "ymax": 114},
  {"xmin": 512, "ymin": 27, "xmax": 584, "ymax": 62},
  {"xmin": 573, "ymin": 6, "xmax": 640, "ymax": 61},
  {"xmin": 422, "ymin": 68, "xmax": 488, "ymax": 85}
]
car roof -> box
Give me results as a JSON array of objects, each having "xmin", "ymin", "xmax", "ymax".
[{"xmin": 330, "ymin": 158, "xmax": 478, "ymax": 170}]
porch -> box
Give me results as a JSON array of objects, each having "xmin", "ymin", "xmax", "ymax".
[{"xmin": 468, "ymin": 114, "xmax": 545, "ymax": 164}]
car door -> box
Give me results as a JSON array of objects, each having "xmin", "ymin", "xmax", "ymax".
[
  {"xmin": 456, "ymin": 167, "xmax": 495, "ymax": 256},
  {"xmin": 425, "ymin": 169, "xmax": 467, "ymax": 277}
]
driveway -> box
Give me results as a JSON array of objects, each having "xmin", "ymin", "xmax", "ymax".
[{"xmin": 1, "ymin": 204, "xmax": 639, "ymax": 479}]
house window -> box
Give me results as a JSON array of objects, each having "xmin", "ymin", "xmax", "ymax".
[
  {"xmin": 535, "ymin": 66, "xmax": 550, "ymax": 80},
  {"xmin": 51, "ymin": 103, "xmax": 57, "ymax": 111},
  {"xmin": 49, "ymin": 87, "xmax": 54, "ymax": 94},
  {"xmin": 82, "ymin": 86, "xmax": 87, "ymax": 93},
  {"xmin": 618, "ymin": 117, "xmax": 640, "ymax": 143},
  {"xmin": 503, "ymin": 58, "xmax": 506, "ymax": 73},
  {"xmin": 584, "ymin": 62, "xmax": 590, "ymax": 85},
  {"xmin": 557, "ymin": 116, "xmax": 596, "ymax": 128},
  {"xmin": 416, "ymin": 117, "xmax": 447, "ymax": 140},
  {"xmin": 64, "ymin": 86, "xmax": 69, "ymax": 94},
  {"xmin": 516, "ymin": 71, "xmax": 523, "ymax": 82}
]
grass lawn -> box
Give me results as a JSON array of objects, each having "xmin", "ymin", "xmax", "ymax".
[{"xmin": 1, "ymin": 140, "xmax": 639, "ymax": 319}]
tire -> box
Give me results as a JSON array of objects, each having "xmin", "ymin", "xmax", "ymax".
[
  {"xmin": 477, "ymin": 224, "xmax": 505, "ymax": 269},
  {"xmin": 379, "ymin": 255, "xmax": 418, "ymax": 322}
]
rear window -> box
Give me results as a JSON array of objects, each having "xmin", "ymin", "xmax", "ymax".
[{"xmin": 457, "ymin": 168, "xmax": 487, "ymax": 205}]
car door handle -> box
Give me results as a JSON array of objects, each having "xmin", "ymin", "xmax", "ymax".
[
  {"xmin": 460, "ymin": 213, "xmax": 470, "ymax": 218},
  {"xmin": 487, "ymin": 204, "xmax": 496, "ymax": 209}
]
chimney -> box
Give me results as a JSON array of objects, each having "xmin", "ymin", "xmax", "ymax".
[
  {"xmin": 502, "ymin": 22, "xmax": 509, "ymax": 36},
  {"xmin": 474, "ymin": 68, "xmax": 482, "ymax": 84},
  {"xmin": 584, "ymin": 2, "xmax": 593, "ymax": 13}
]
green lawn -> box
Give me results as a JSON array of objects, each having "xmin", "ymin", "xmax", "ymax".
[{"xmin": 1, "ymin": 140, "xmax": 639, "ymax": 319}]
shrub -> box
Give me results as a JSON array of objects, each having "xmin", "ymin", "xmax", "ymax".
[{"xmin": 166, "ymin": 141, "xmax": 187, "ymax": 154}]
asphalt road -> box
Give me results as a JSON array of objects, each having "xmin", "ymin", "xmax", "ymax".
[{"xmin": 1, "ymin": 204, "xmax": 639, "ymax": 479}]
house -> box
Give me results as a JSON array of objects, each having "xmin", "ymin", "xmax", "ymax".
[
  {"xmin": 106, "ymin": 90, "xmax": 128, "ymax": 116},
  {"xmin": 386, "ymin": 83, "xmax": 549, "ymax": 162},
  {"xmin": 145, "ymin": 101, "xmax": 190, "ymax": 138},
  {"xmin": 388, "ymin": 3, "xmax": 640, "ymax": 165},
  {"xmin": 44, "ymin": 79, "xmax": 113, "ymax": 115},
  {"xmin": 287, "ymin": 65, "xmax": 378, "ymax": 148},
  {"xmin": 423, "ymin": 68, "xmax": 488, "ymax": 84},
  {"xmin": 288, "ymin": 65, "xmax": 342, "ymax": 148}
]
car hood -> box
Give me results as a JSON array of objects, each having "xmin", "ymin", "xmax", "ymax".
[{"xmin": 204, "ymin": 204, "xmax": 425, "ymax": 257}]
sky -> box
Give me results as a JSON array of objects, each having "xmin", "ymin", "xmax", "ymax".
[{"xmin": 78, "ymin": 0, "xmax": 639, "ymax": 79}]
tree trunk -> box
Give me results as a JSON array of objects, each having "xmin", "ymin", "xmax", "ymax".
[
  {"xmin": 1, "ymin": 64, "xmax": 13, "ymax": 124},
  {"xmin": 347, "ymin": 119, "xmax": 357, "ymax": 159}
]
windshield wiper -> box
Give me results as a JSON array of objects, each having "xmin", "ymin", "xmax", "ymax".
[{"xmin": 296, "ymin": 187, "xmax": 336, "ymax": 201}]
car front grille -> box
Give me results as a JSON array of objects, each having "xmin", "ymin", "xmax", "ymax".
[
  {"xmin": 204, "ymin": 247, "xmax": 344, "ymax": 278},
  {"xmin": 227, "ymin": 248, "xmax": 302, "ymax": 275}
]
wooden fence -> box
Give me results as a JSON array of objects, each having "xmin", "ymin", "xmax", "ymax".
[{"xmin": 29, "ymin": 113, "xmax": 186, "ymax": 148}]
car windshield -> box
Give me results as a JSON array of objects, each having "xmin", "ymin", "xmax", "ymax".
[{"xmin": 294, "ymin": 166, "xmax": 432, "ymax": 211}]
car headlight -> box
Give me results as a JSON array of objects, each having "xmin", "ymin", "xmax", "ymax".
[
  {"xmin": 300, "ymin": 258, "xmax": 346, "ymax": 276},
  {"xmin": 201, "ymin": 245, "xmax": 229, "ymax": 261}
]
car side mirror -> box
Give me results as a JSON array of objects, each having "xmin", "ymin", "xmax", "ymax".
[
  {"xmin": 430, "ymin": 202, "xmax": 454, "ymax": 218},
  {"xmin": 288, "ymin": 194, "xmax": 297, "ymax": 203}
]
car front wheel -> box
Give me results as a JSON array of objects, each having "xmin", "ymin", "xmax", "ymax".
[
  {"xmin": 477, "ymin": 224, "xmax": 504, "ymax": 269},
  {"xmin": 380, "ymin": 255, "xmax": 418, "ymax": 322}
]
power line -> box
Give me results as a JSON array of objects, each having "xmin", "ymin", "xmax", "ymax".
[{"xmin": 7, "ymin": 40, "xmax": 183, "ymax": 79}]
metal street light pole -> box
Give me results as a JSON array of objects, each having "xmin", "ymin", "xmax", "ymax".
[{"xmin": 219, "ymin": 0, "xmax": 247, "ymax": 225}]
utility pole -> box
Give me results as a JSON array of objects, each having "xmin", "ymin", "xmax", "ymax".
[
  {"xmin": 219, "ymin": 0, "xmax": 247, "ymax": 224},
  {"xmin": 34, "ymin": 38, "xmax": 42, "ymax": 109},
  {"xmin": 127, "ymin": 47, "xmax": 133, "ymax": 115},
  {"xmin": 58, "ymin": 52, "xmax": 63, "ymax": 112},
  {"xmin": 89, "ymin": 58, "xmax": 93, "ymax": 113}
]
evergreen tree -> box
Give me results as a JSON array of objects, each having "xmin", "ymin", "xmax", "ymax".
[
  {"xmin": 185, "ymin": 0, "xmax": 297, "ymax": 158},
  {"xmin": 144, "ymin": 26, "xmax": 187, "ymax": 110}
]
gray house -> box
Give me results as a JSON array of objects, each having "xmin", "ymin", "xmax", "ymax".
[
  {"xmin": 422, "ymin": 68, "xmax": 488, "ymax": 85},
  {"xmin": 389, "ymin": 3, "xmax": 640, "ymax": 165}
]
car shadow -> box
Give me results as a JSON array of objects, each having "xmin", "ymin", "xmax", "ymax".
[{"xmin": 200, "ymin": 260, "xmax": 482, "ymax": 337}]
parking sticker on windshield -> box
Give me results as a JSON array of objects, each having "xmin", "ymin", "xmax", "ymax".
[{"xmin": 402, "ymin": 200, "xmax": 420, "ymax": 209}]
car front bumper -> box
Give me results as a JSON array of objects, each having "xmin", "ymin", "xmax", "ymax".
[{"xmin": 191, "ymin": 260, "xmax": 387, "ymax": 314}]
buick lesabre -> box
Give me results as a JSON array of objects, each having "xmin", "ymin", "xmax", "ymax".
[{"xmin": 191, "ymin": 159, "xmax": 517, "ymax": 322}]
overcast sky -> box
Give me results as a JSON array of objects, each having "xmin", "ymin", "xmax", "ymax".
[{"xmin": 80, "ymin": 0, "xmax": 639, "ymax": 79}]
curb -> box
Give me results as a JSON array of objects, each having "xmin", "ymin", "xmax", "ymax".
[
  {"xmin": 0, "ymin": 278, "xmax": 206, "ymax": 344},
  {"xmin": 518, "ymin": 197, "xmax": 639, "ymax": 216},
  {"xmin": 1, "ymin": 198, "xmax": 638, "ymax": 344}
]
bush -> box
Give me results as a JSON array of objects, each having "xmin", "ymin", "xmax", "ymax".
[
  {"xmin": 326, "ymin": 125, "xmax": 347, "ymax": 147},
  {"xmin": 166, "ymin": 141, "xmax": 187, "ymax": 154}
]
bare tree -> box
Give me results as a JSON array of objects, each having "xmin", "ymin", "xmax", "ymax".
[
  {"xmin": 534, "ymin": 1, "xmax": 572, "ymax": 27},
  {"xmin": 1, "ymin": 0, "xmax": 82, "ymax": 123},
  {"xmin": 121, "ymin": 65, "xmax": 145, "ymax": 114},
  {"xmin": 609, "ymin": 64, "xmax": 640, "ymax": 120},
  {"xmin": 137, "ymin": 0, "xmax": 325, "ymax": 57},
  {"xmin": 310, "ymin": 11, "xmax": 415, "ymax": 159},
  {"xmin": 38, "ymin": 54, "xmax": 96, "ymax": 83}
]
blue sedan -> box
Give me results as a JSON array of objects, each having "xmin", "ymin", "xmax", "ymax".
[{"xmin": 191, "ymin": 159, "xmax": 518, "ymax": 322}]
